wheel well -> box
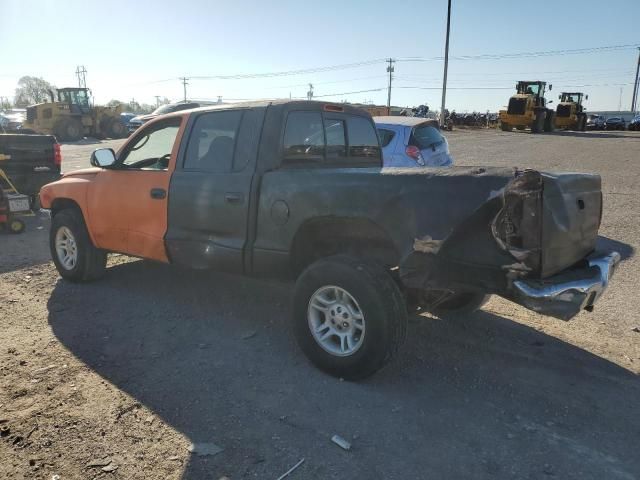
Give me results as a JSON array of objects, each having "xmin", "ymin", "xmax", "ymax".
[
  {"xmin": 290, "ymin": 217, "xmax": 399, "ymax": 275},
  {"xmin": 50, "ymin": 198, "xmax": 82, "ymax": 217}
]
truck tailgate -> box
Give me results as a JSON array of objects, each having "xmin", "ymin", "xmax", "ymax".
[{"xmin": 0, "ymin": 134, "xmax": 60, "ymax": 195}]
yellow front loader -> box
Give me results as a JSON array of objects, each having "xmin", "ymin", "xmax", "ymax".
[
  {"xmin": 22, "ymin": 88, "xmax": 126, "ymax": 142},
  {"xmin": 499, "ymin": 81, "xmax": 556, "ymax": 134},
  {"xmin": 554, "ymin": 92, "xmax": 588, "ymax": 131}
]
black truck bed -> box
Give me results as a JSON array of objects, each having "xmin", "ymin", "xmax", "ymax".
[{"xmin": 0, "ymin": 134, "xmax": 61, "ymax": 197}]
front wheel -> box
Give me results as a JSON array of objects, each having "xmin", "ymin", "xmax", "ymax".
[
  {"xmin": 50, "ymin": 209, "xmax": 107, "ymax": 282},
  {"xmin": 292, "ymin": 255, "xmax": 407, "ymax": 380}
]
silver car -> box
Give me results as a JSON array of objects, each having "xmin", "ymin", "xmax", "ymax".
[{"xmin": 374, "ymin": 116, "xmax": 453, "ymax": 167}]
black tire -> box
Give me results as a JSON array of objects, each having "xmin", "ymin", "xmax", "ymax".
[
  {"xmin": 544, "ymin": 110, "xmax": 555, "ymax": 132},
  {"xmin": 429, "ymin": 292, "xmax": 490, "ymax": 317},
  {"xmin": 531, "ymin": 111, "xmax": 545, "ymax": 133},
  {"xmin": 500, "ymin": 122, "xmax": 511, "ymax": 132},
  {"xmin": 29, "ymin": 195, "xmax": 40, "ymax": 211},
  {"xmin": 55, "ymin": 118, "xmax": 83, "ymax": 142},
  {"xmin": 101, "ymin": 117, "xmax": 127, "ymax": 139},
  {"xmin": 579, "ymin": 114, "xmax": 587, "ymax": 132},
  {"xmin": 50, "ymin": 209, "xmax": 107, "ymax": 282},
  {"xmin": 292, "ymin": 255, "xmax": 407, "ymax": 380}
]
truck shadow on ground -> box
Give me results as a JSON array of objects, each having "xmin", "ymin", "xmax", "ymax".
[{"xmin": 47, "ymin": 259, "xmax": 640, "ymax": 479}]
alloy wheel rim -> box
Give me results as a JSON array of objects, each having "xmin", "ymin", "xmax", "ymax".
[
  {"xmin": 55, "ymin": 226, "xmax": 78, "ymax": 270},
  {"xmin": 307, "ymin": 285, "xmax": 365, "ymax": 357}
]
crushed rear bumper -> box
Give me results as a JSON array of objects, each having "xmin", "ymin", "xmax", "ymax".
[{"xmin": 510, "ymin": 252, "xmax": 620, "ymax": 320}]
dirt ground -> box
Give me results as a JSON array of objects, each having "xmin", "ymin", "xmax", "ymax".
[{"xmin": 1, "ymin": 129, "xmax": 639, "ymax": 480}]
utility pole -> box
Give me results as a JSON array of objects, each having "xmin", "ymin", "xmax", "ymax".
[
  {"xmin": 154, "ymin": 95, "xmax": 161, "ymax": 107},
  {"xmin": 386, "ymin": 58, "xmax": 395, "ymax": 114},
  {"xmin": 631, "ymin": 47, "xmax": 640, "ymax": 112},
  {"xmin": 618, "ymin": 87, "xmax": 623, "ymax": 111},
  {"xmin": 75, "ymin": 65, "xmax": 87, "ymax": 89},
  {"xmin": 307, "ymin": 83, "xmax": 314, "ymax": 101},
  {"xmin": 440, "ymin": 0, "xmax": 452, "ymax": 127},
  {"xmin": 180, "ymin": 77, "xmax": 189, "ymax": 102}
]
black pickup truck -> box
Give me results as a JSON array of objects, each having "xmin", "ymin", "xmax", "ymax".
[
  {"xmin": 0, "ymin": 134, "xmax": 61, "ymax": 206},
  {"xmin": 40, "ymin": 100, "xmax": 619, "ymax": 379}
]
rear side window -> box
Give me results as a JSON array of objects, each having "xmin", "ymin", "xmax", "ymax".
[
  {"xmin": 184, "ymin": 110, "xmax": 243, "ymax": 172},
  {"xmin": 283, "ymin": 111, "xmax": 324, "ymax": 161},
  {"xmin": 325, "ymin": 118, "xmax": 347, "ymax": 158},
  {"xmin": 347, "ymin": 116, "xmax": 380, "ymax": 158},
  {"xmin": 410, "ymin": 124, "xmax": 445, "ymax": 150},
  {"xmin": 376, "ymin": 128, "xmax": 395, "ymax": 147},
  {"xmin": 282, "ymin": 111, "xmax": 381, "ymax": 165}
]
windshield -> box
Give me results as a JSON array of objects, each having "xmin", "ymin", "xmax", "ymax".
[
  {"xmin": 58, "ymin": 89, "xmax": 90, "ymax": 106},
  {"xmin": 518, "ymin": 83, "xmax": 541, "ymax": 95}
]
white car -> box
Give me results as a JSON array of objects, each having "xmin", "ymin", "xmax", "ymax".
[{"xmin": 374, "ymin": 116, "xmax": 453, "ymax": 167}]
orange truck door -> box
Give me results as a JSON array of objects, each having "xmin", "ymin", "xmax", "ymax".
[{"xmin": 87, "ymin": 116, "xmax": 185, "ymax": 262}]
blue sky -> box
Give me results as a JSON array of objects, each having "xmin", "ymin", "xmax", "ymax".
[{"xmin": 1, "ymin": 0, "xmax": 638, "ymax": 111}]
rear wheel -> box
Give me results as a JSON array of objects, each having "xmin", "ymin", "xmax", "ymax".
[
  {"xmin": 544, "ymin": 110, "xmax": 555, "ymax": 132},
  {"xmin": 55, "ymin": 118, "xmax": 83, "ymax": 142},
  {"xmin": 430, "ymin": 292, "xmax": 490, "ymax": 316},
  {"xmin": 292, "ymin": 255, "xmax": 407, "ymax": 380},
  {"xmin": 500, "ymin": 122, "xmax": 511, "ymax": 132},
  {"xmin": 50, "ymin": 209, "xmax": 107, "ymax": 282},
  {"xmin": 101, "ymin": 117, "xmax": 127, "ymax": 139}
]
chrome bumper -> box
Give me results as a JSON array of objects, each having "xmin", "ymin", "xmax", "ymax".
[{"xmin": 511, "ymin": 252, "xmax": 620, "ymax": 320}]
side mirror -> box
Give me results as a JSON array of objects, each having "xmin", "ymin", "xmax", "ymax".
[
  {"xmin": 585, "ymin": 95, "xmax": 589, "ymax": 100},
  {"xmin": 90, "ymin": 148, "xmax": 116, "ymax": 168},
  {"xmin": 549, "ymin": 84, "xmax": 553, "ymax": 91}
]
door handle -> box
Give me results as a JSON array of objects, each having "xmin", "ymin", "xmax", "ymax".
[
  {"xmin": 150, "ymin": 188, "xmax": 166, "ymax": 199},
  {"xmin": 224, "ymin": 192, "xmax": 244, "ymax": 204}
]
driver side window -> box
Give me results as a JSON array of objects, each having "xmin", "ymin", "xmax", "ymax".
[{"xmin": 120, "ymin": 119, "xmax": 181, "ymax": 170}]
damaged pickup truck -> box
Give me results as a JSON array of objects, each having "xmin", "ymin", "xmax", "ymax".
[{"xmin": 39, "ymin": 100, "xmax": 620, "ymax": 379}]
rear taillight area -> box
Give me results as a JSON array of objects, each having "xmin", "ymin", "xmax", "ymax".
[
  {"xmin": 53, "ymin": 143, "xmax": 62, "ymax": 167},
  {"xmin": 405, "ymin": 145, "xmax": 425, "ymax": 166}
]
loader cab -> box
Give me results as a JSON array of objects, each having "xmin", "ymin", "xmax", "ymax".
[
  {"xmin": 557, "ymin": 92, "xmax": 586, "ymax": 116},
  {"xmin": 559, "ymin": 92, "xmax": 584, "ymax": 105},
  {"xmin": 516, "ymin": 81, "xmax": 548, "ymax": 107},
  {"xmin": 56, "ymin": 88, "xmax": 92, "ymax": 115}
]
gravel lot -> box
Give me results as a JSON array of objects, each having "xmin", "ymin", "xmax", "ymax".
[{"xmin": 1, "ymin": 129, "xmax": 639, "ymax": 479}]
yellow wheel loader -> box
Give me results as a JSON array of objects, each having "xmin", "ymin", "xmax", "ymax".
[
  {"xmin": 22, "ymin": 88, "xmax": 126, "ymax": 142},
  {"xmin": 555, "ymin": 92, "xmax": 588, "ymax": 131},
  {"xmin": 499, "ymin": 81, "xmax": 556, "ymax": 134}
]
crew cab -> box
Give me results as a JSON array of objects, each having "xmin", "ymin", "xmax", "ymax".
[{"xmin": 40, "ymin": 100, "xmax": 620, "ymax": 379}]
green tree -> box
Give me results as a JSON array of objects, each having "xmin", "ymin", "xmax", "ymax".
[{"xmin": 14, "ymin": 76, "xmax": 55, "ymax": 107}]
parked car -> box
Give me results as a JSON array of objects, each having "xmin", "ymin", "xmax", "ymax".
[
  {"xmin": 0, "ymin": 111, "xmax": 25, "ymax": 132},
  {"xmin": 40, "ymin": 100, "xmax": 619, "ymax": 379},
  {"xmin": 604, "ymin": 117, "xmax": 626, "ymax": 130},
  {"xmin": 627, "ymin": 115, "xmax": 640, "ymax": 131},
  {"xmin": 127, "ymin": 102, "xmax": 201, "ymax": 134},
  {"xmin": 0, "ymin": 133, "xmax": 62, "ymax": 207},
  {"xmin": 586, "ymin": 114, "xmax": 605, "ymax": 130},
  {"xmin": 119, "ymin": 112, "xmax": 137, "ymax": 132},
  {"xmin": 374, "ymin": 116, "xmax": 453, "ymax": 167}
]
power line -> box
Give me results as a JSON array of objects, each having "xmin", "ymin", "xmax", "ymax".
[
  {"xmin": 313, "ymin": 88, "xmax": 386, "ymax": 98},
  {"xmin": 189, "ymin": 59, "xmax": 386, "ymax": 80},
  {"xmin": 397, "ymin": 43, "xmax": 639, "ymax": 62}
]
